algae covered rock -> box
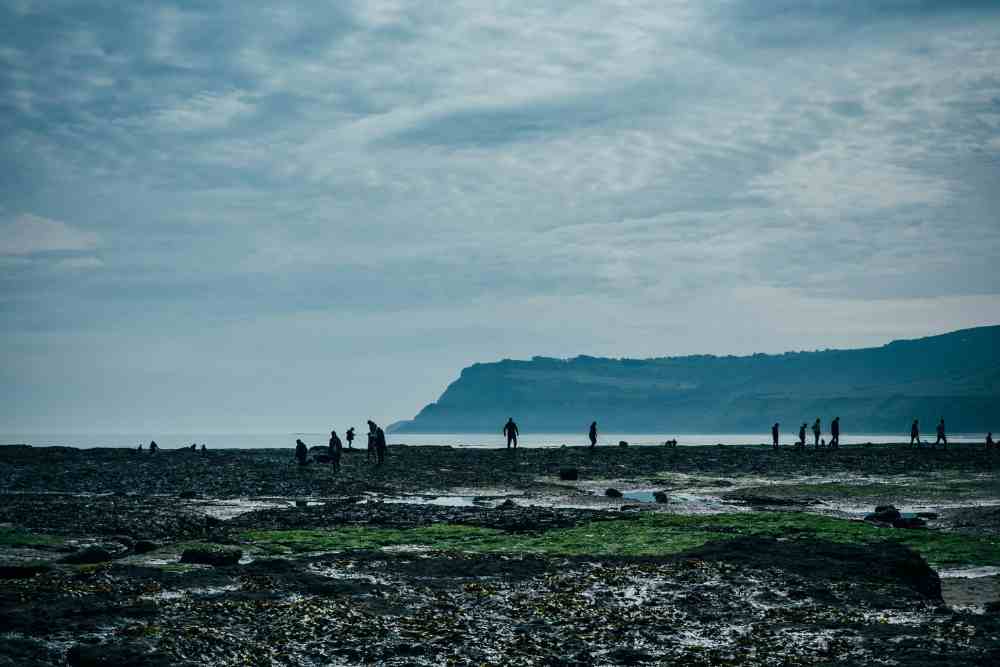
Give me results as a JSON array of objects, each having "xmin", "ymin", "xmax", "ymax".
[{"xmin": 179, "ymin": 546, "xmax": 242, "ymax": 566}]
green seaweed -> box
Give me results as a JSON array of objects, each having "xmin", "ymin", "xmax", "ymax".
[
  {"xmin": 0, "ymin": 527, "xmax": 65, "ymax": 548},
  {"xmin": 240, "ymin": 513, "xmax": 1000, "ymax": 566}
]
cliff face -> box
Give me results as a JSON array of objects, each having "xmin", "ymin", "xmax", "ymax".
[{"xmin": 392, "ymin": 326, "xmax": 1000, "ymax": 434}]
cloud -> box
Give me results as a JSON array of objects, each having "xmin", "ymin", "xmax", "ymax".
[
  {"xmin": 52, "ymin": 256, "xmax": 104, "ymax": 271},
  {"xmin": 154, "ymin": 90, "xmax": 255, "ymax": 132},
  {"xmin": 0, "ymin": 214, "xmax": 99, "ymax": 255},
  {"xmin": 0, "ymin": 1, "xmax": 998, "ymax": 431}
]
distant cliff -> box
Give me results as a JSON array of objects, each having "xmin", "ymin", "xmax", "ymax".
[{"xmin": 391, "ymin": 326, "xmax": 1000, "ymax": 434}]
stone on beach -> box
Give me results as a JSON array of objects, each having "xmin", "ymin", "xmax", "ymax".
[{"xmin": 179, "ymin": 546, "xmax": 242, "ymax": 566}]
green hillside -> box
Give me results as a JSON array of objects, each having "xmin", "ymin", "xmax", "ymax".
[{"xmin": 392, "ymin": 326, "xmax": 1000, "ymax": 434}]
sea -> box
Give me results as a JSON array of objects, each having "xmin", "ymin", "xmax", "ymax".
[{"xmin": 0, "ymin": 433, "xmax": 986, "ymax": 449}]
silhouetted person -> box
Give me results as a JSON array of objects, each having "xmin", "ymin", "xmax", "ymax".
[
  {"xmin": 910, "ymin": 419, "xmax": 920, "ymax": 448},
  {"xmin": 329, "ymin": 430, "xmax": 343, "ymax": 472},
  {"xmin": 295, "ymin": 438, "xmax": 308, "ymax": 465},
  {"xmin": 935, "ymin": 418, "xmax": 947, "ymax": 449},
  {"xmin": 346, "ymin": 427, "xmax": 355, "ymax": 450},
  {"xmin": 797, "ymin": 424, "xmax": 806, "ymax": 449},
  {"xmin": 986, "ymin": 432, "xmax": 994, "ymax": 450},
  {"xmin": 200, "ymin": 444, "xmax": 206, "ymax": 455},
  {"xmin": 830, "ymin": 417, "xmax": 840, "ymax": 449},
  {"xmin": 149, "ymin": 440, "xmax": 159, "ymax": 454},
  {"xmin": 812, "ymin": 418, "xmax": 821, "ymax": 448},
  {"xmin": 771, "ymin": 423, "xmax": 780, "ymax": 449},
  {"xmin": 589, "ymin": 421, "xmax": 598, "ymax": 448},
  {"xmin": 376, "ymin": 427, "xmax": 387, "ymax": 465},
  {"xmin": 366, "ymin": 421, "xmax": 377, "ymax": 462},
  {"xmin": 190, "ymin": 443, "xmax": 197, "ymax": 452},
  {"xmin": 504, "ymin": 418, "xmax": 519, "ymax": 449}
]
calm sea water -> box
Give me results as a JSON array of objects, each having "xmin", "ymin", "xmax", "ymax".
[{"xmin": 0, "ymin": 432, "xmax": 985, "ymax": 450}]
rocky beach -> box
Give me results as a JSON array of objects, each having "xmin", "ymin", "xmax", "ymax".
[{"xmin": 2, "ymin": 442, "xmax": 999, "ymax": 666}]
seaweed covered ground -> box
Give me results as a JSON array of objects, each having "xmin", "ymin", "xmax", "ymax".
[{"xmin": 1, "ymin": 443, "xmax": 998, "ymax": 665}]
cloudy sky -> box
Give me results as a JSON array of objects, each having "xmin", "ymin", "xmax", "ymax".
[{"xmin": 2, "ymin": 1, "xmax": 999, "ymax": 434}]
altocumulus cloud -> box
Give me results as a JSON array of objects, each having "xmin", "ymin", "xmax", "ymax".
[{"xmin": 0, "ymin": 0, "xmax": 998, "ymax": 433}]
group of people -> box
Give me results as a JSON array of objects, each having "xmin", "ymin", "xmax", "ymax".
[
  {"xmin": 771, "ymin": 417, "xmax": 841, "ymax": 449},
  {"xmin": 910, "ymin": 418, "xmax": 950, "ymax": 448},
  {"xmin": 295, "ymin": 422, "xmax": 391, "ymax": 469}
]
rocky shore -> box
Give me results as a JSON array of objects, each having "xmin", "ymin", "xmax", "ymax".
[{"xmin": 1, "ymin": 443, "xmax": 998, "ymax": 666}]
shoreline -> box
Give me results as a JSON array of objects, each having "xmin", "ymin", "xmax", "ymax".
[{"xmin": 3, "ymin": 441, "xmax": 999, "ymax": 665}]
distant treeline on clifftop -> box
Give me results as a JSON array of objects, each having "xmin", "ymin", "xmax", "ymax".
[{"xmin": 391, "ymin": 326, "xmax": 1000, "ymax": 434}]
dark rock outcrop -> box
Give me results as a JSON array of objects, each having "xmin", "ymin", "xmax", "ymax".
[
  {"xmin": 683, "ymin": 536, "xmax": 942, "ymax": 601},
  {"xmin": 179, "ymin": 547, "xmax": 242, "ymax": 567}
]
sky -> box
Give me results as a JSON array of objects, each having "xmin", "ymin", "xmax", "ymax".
[{"xmin": 2, "ymin": 1, "xmax": 999, "ymax": 434}]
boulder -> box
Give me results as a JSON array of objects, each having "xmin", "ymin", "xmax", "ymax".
[
  {"xmin": 133, "ymin": 540, "xmax": 159, "ymax": 554},
  {"xmin": 179, "ymin": 547, "xmax": 242, "ymax": 567},
  {"xmin": 295, "ymin": 499, "xmax": 309, "ymax": 508},
  {"xmin": 558, "ymin": 468, "xmax": 579, "ymax": 481},
  {"xmin": 653, "ymin": 491, "xmax": 669, "ymax": 503},
  {"xmin": 61, "ymin": 544, "xmax": 127, "ymax": 564},
  {"xmin": 605, "ymin": 488, "xmax": 623, "ymax": 499},
  {"xmin": 868, "ymin": 505, "xmax": 901, "ymax": 523},
  {"xmin": 618, "ymin": 441, "xmax": 629, "ymax": 447},
  {"xmin": 0, "ymin": 561, "xmax": 51, "ymax": 578},
  {"xmin": 892, "ymin": 516, "xmax": 928, "ymax": 530}
]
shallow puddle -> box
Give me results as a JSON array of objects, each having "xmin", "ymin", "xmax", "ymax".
[{"xmin": 359, "ymin": 494, "xmax": 501, "ymax": 507}]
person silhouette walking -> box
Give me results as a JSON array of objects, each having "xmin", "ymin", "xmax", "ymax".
[
  {"xmin": 771, "ymin": 423, "xmax": 780, "ymax": 449},
  {"xmin": 812, "ymin": 418, "xmax": 822, "ymax": 448},
  {"xmin": 910, "ymin": 419, "xmax": 920, "ymax": 448},
  {"xmin": 589, "ymin": 421, "xmax": 598, "ymax": 448},
  {"xmin": 935, "ymin": 418, "xmax": 947, "ymax": 449},
  {"xmin": 830, "ymin": 417, "xmax": 840, "ymax": 449}
]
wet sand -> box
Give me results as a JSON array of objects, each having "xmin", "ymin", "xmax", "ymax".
[{"xmin": 1, "ymin": 443, "xmax": 998, "ymax": 666}]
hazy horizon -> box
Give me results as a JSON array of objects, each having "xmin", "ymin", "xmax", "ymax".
[{"xmin": 3, "ymin": 2, "xmax": 999, "ymax": 433}]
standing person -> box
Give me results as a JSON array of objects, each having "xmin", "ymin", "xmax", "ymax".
[
  {"xmin": 812, "ymin": 418, "xmax": 822, "ymax": 448},
  {"xmin": 797, "ymin": 423, "xmax": 806, "ymax": 449},
  {"xmin": 295, "ymin": 438, "xmax": 308, "ymax": 466},
  {"xmin": 376, "ymin": 427, "xmax": 387, "ymax": 465},
  {"xmin": 771, "ymin": 423, "xmax": 780, "ymax": 449},
  {"xmin": 149, "ymin": 440, "xmax": 159, "ymax": 454},
  {"xmin": 503, "ymin": 418, "xmax": 519, "ymax": 449},
  {"xmin": 935, "ymin": 418, "xmax": 947, "ymax": 449},
  {"xmin": 589, "ymin": 421, "xmax": 598, "ymax": 449},
  {"xmin": 329, "ymin": 430, "xmax": 343, "ymax": 473},
  {"xmin": 910, "ymin": 419, "xmax": 920, "ymax": 448},
  {"xmin": 366, "ymin": 421, "xmax": 377, "ymax": 462},
  {"xmin": 346, "ymin": 427, "xmax": 355, "ymax": 450},
  {"xmin": 986, "ymin": 432, "xmax": 994, "ymax": 450},
  {"xmin": 830, "ymin": 417, "xmax": 840, "ymax": 449}
]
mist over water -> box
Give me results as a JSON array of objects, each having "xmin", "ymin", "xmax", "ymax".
[{"xmin": 0, "ymin": 433, "xmax": 984, "ymax": 450}]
